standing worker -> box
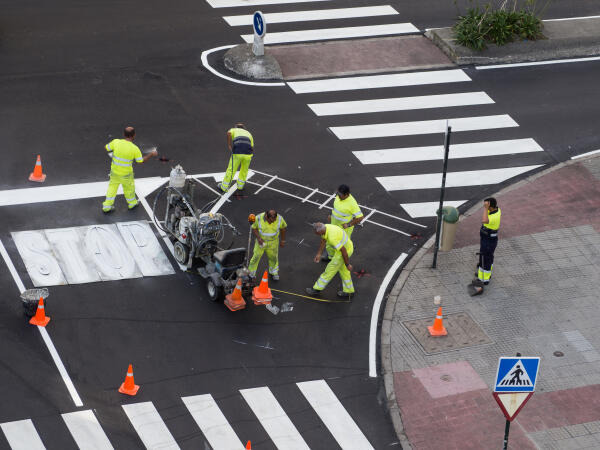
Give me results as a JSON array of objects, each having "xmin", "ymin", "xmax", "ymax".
[
  {"xmin": 472, "ymin": 197, "xmax": 501, "ymax": 295},
  {"xmin": 248, "ymin": 210, "xmax": 286, "ymax": 281},
  {"xmin": 306, "ymin": 222, "xmax": 355, "ymax": 299},
  {"xmin": 325, "ymin": 184, "xmax": 364, "ymax": 261},
  {"xmin": 219, "ymin": 123, "xmax": 254, "ymax": 192},
  {"xmin": 102, "ymin": 126, "xmax": 157, "ymax": 213}
]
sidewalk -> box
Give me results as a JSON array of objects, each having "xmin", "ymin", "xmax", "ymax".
[{"xmin": 382, "ymin": 154, "xmax": 600, "ymax": 449}]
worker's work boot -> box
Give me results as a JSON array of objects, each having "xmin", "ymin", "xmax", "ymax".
[
  {"xmin": 102, "ymin": 206, "xmax": 115, "ymax": 213},
  {"xmin": 305, "ymin": 287, "xmax": 321, "ymax": 296},
  {"xmin": 128, "ymin": 202, "xmax": 139, "ymax": 210},
  {"xmin": 271, "ymin": 274, "xmax": 279, "ymax": 281},
  {"xmin": 337, "ymin": 290, "xmax": 354, "ymax": 299}
]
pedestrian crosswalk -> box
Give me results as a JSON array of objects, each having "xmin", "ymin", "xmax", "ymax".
[{"xmin": 0, "ymin": 379, "xmax": 373, "ymax": 449}]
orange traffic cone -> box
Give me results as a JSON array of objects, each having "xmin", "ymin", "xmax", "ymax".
[
  {"xmin": 118, "ymin": 364, "xmax": 140, "ymax": 396},
  {"xmin": 224, "ymin": 278, "xmax": 246, "ymax": 311},
  {"xmin": 246, "ymin": 441, "xmax": 252, "ymax": 450},
  {"xmin": 29, "ymin": 297, "xmax": 51, "ymax": 327},
  {"xmin": 252, "ymin": 271, "xmax": 272, "ymax": 305},
  {"xmin": 427, "ymin": 307, "xmax": 447, "ymax": 336},
  {"xmin": 28, "ymin": 155, "xmax": 47, "ymax": 182}
]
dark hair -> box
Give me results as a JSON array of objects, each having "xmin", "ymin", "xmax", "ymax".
[
  {"xmin": 265, "ymin": 209, "xmax": 277, "ymax": 220},
  {"xmin": 124, "ymin": 127, "xmax": 135, "ymax": 138},
  {"xmin": 338, "ymin": 184, "xmax": 350, "ymax": 196},
  {"xmin": 235, "ymin": 123, "xmax": 246, "ymax": 129},
  {"xmin": 485, "ymin": 197, "xmax": 497, "ymax": 208}
]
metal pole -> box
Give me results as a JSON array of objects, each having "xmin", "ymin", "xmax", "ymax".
[
  {"xmin": 432, "ymin": 123, "xmax": 452, "ymax": 269},
  {"xmin": 502, "ymin": 352, "xmax": 521, "ymax": 449}
]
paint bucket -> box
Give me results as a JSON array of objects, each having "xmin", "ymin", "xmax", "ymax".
[{"xmin": 20, "ymin": 288, "xmax": 49, "ymax": 318}]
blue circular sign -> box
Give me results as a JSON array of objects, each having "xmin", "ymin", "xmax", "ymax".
[{"xmin": 253, "ymin": 11, "xmax": 266, "ymax": 37}]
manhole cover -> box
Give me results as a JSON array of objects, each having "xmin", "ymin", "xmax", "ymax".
[
  {"xmin": 403, "ymin": 312, "xmax": 492, "ymax": 355},
  {"xmin": 553, "ymin": 351, "xmax": 564, "ymax": 357}
]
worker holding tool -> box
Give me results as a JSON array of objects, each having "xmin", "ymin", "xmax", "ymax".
[
  {"xmin": 102, "ymin": 126, "xmax": 157, "ymax": 213},
  {"xmin": 324, "ymin": 184, "xmax": 364, "ymax": 261},
  {"xmin": 248, "ymin": 210, "xmax": 287, "ymax": 281},
  {"xmin": 306, "ymin": 222, "xmax": 355, "ymax": 299},
  {"xmin": 219, "ymin": 123, "xmax": 254, "ymax": 192},
  {"xmin": 471, "ymin": 197, "xmax": 501, "ymax": 296}
]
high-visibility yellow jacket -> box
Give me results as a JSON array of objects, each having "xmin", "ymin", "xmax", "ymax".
[
  {"xmin": 483, "ymin": 208, "xmax": 501, "ymax": 230},
  {"xmin": 228, "ymin": 128, "xmax": 254, "ymax": 155},
  {"xmin": 324, "ymin": 224, "xmax": 353, "ymax": 253},
  {"xmin": 105, "ymin": 139, "xmax": 143, "ymax": 176},
  {"xmin": 331, "ymin": 194, "xmax": 363, "ymax": 226},
  {"xmin": 253, "ymin": 212, "xmax": 287, "ymax": 241}
]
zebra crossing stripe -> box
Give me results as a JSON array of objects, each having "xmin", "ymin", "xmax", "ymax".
[
  {"xmin": 223, "ymin": 6, "xmax": 398, "ymax": 26},
  {"xmin": 240, "ymin": 387, "xmax": 310, "ymax": 450},
  {"xmin": 401, "ymin": 201, "xmax": 467, "ymax": 218},
  {"xmin": 287, "ymin": 69, "xmax": 471, "ymax": 93},
  {"xmin": 122, "ymin": 402, "xmax": 180, "ymax": 450},
  {"xmin": 308, "ymin": 92, "xmax": 494, "ymax": 116},
  {"xmin": 330, "ymin": 114, "xmax": 518, "ymax": 139},
  {"xmin": 61, "ymin": 410, "xmax": 114, "ymax": 450},
  {"xmin": 377, "ymin": 165, "xmax": 543, "ymax": 191},
  {"xmin": 353, "ymin": 138, "xmax": 544, "ymax": 164},
  {"xmin": 182, "ymin": 394, "xmax": 244, "ymax": 450},
  {"xmin": 1, "ymin": 419, "xmax": 46, "ymax": 450},
  {"xmin": 297, "ymin": 380, "xmax": 374, "ymax": 450},
  {"xmin": 241, "ymin": 23, "xmax": 419, "ymax": 45},
  {"xmin": 207, "ymin": 0, "xmax": 329, "ymax": 8}
]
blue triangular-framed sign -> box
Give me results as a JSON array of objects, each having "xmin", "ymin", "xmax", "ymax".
[{"xmin": 494, "ymin": 357, "xmax": 540, "ymax": 393}]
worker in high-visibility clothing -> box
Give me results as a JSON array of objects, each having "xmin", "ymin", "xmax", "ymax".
[
  {"xmin": 248, "ymin": 210, "xmax": 287, "ymax": 281},
  {"xmin": 325, "ymin": 184, "xmax": 364, "ymax": 260},
  {"xmin": 472, "ymin": 197, "xmax": 501, "ymax": 295},
  {"xmin": 306, "ymin": 222, "xmax": 355, "ymax": 298},
  {"xmin": 102, "ymin": 127, "xmax": 157, "ymax": 213},
  {"xmin": 219, "ymin": 123, "xmax": 254, "ymax": 192}
]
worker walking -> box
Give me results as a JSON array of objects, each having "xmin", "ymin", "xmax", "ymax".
[
  {"xmin": 248, "ymin": 210, "xmax": 287, "ymax": 281},
  {"xmin": 472, "ymin": 197, "xmax": 501, "ymax": 295},
  {"xmin": 219, "ymin": 123, "xmax": 254, "ymax": 192},
  {"xmin": 306, "ymin": 222, "xmax": 355, "ymax": 298},
  {"xmin": 325, "ymin": 184, "xmax": 364, "ymax": 260},
  {"xmin": 102, "ymin": 126, "xmax": 157, "ymax": 213}
]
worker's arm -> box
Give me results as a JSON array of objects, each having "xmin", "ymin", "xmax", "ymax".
[
  {"xmin": 340, "ymin": 247, "xmax": 353, "ymax": 271},
  {"xmin": 141, "ymin": 150, "xmax": 157, "ymax": 163},
  {"xmin": 313, "ymin": 239, "xmax": 326, "ymax": 263},
  {"xmin": 280, "ymin": 227, "xmax": 286, "ymax": 247},
  {"xmin": 482, "ymin": 200, "xmax": 490, "ymax": 224},
  {"xmin": 227, "ymin": 131, "xmax": 233, "ymax": 151},
  {"xmin": 343, "ymin": 215, "xmax": 364, "ymax": 229},
  {"xmin": 252, "ymin": 227, "xmax": 264, "ymax": 245}
]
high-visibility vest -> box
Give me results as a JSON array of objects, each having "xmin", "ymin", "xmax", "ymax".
[
  {"xmin": 228, "ymin": 128, "xmax": 254, "ymax": 155},
  {"xmin": 324, "ymin": 224, "xmax": 353, "ymax": 252},
  {"xmin": 331, "ymin": 194, "xmax": 363, "ymax": 225},
  {"xmin": 253, "ymin": 213, "xmax": 286, "ymax": 241},
  {"xmin": 105, "ymin": 139, "xmax": 143, "ymax": 176},
  {"xmin": 481, "ymin": 208, "xmax": 501, "ymax": 237}
]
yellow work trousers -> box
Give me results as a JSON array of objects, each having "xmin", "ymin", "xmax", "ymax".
[
  {"xmin": 248, "ymin": 239, "xmax": 279, "ymax": 276},
  {"xmin": 314, "ymin": 244, "xmax": 354, "ymax": 293},
  {"xmin": 102, "ymin": 172, "xmax": 137, "ymax": 211},
  {"xmin": 221, "ymin": 154, "xmax": 252, "ymax": 191}
]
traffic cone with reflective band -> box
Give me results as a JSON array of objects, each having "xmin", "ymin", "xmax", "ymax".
[
  {"xmin": 29, "ymin": 297, "xmax": 51, "ymax": 326},
  {"xmin": 118, "ymin": 364, "xmax": 140, "ymax": 396},
  {"xmin": 427, "ymin": 307, "xmax": 447, "ymax": 336},
  {"xmin": 246, "ymin": 441, "xmax": 252, "ymax": 449},
  {"xmin": 28, "ymin": 155, "xmax": 46, "ymax": 182},
  {"xmin": 224, "ymin": 278, "xmax": 246, "ymax": 311},
  {"xmin": 252, "ymin": 271, "xmax": 272, "ymax": 305}
]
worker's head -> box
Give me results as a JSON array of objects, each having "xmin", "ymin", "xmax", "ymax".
[
  {"xmin": 484, "ymin": 197, "xmax": 498, "ymax": 210},
  {"xmin": 235, "ymin": 123, "xmax": 246, "ymax": 130},
  {"xmin": 265, "ymin": 210, "xmax": 278, "ymax": 224},
  {"xmin": 123, "ymin": 126, "xmax": 136, "ymax": 140},
  {"xmin": 337, "ymin": 184, "xmax": 350, "ymax": 200},
  {"xmin": 313, "ymin": 222, "xmax": 326, "ymax": 235}
]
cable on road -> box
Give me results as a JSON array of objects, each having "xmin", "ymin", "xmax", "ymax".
[{"xmin": 270, "ymin": 288, "xmax": 351, "ymax": 303}]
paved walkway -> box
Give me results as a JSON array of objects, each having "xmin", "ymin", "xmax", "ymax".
[{"xmin": 383, "ymin": 153, "xmax": 600, "ymax": 449}]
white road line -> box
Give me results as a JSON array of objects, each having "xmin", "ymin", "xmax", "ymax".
[
  {"xmin": 309, "ymin": 92, "xmax": 494, "ymax": 116},
  {"xmin": 122, "ymin": 402, "xmax": 180, "ymax": 450},
  {"xmin": 297, "ymin": 380, "xmax": 374, "ymax": 449},
  {"xmin": 476, "ymin": 56, "xmax": 600, "ymax": 70},
  {"xmin": 209, "ymin": 171, "xmax": 254, "ymax": 213},
  {"xmin": 369, "ymin": 252, "xmax": 407, "ymax": 377},
  {"xmin": 254, "ymin": 174, "xmax": 278, "ymax": 194},
  {"xmin": 353, "ymin": 138, "xmax": 544, "ymax": 164},
  {"xmin": 241, "ymin": 23, "xmax": 419, "ymax": 45},
  {"xmin": 182, "ymin": 394, "xmax": 244, "ymax": 450},
  {"xmin": 0, "ymin": 239, "xmax": 26, "ymax": 294},
  {"xmin": 223, "ymin": 6, "xmax": 398, "ymax": 26},
  {"xmin": 377, "ymin": 165, "xmax": 543, "ymax": 191},
  {"xmin": 319, "ymin": 192, "xmax": 336, "ymax": 209},
  {"xmin": 331, "ymin": 114, "xmax": 518, "ymax": 140},
  {"xmin": 572, "ymin": 149, "xmax": 600, "ymax": 159},
  {"xmin": 1, "ymin": 419, "xmax": 46, "ymax": 450},
  {"xmin": 61, "ymin": 410, "xmax": 114, "ymax": 450},
  {"xmin": 208, "ymin": 0, "xmax": 329, "ymax": 7},
  {"xmin": 287, "ymin": 69, "xmax": 471, "ymax": 93},
  {"xmin": 401, "ymin": 201, "xmax": 467, "ymax": 218},
  {"xmin": 544, "ymin": 15, "xmax": 600, "ymax": 21},
  {"xmin": 240, "ymin": 387, "xmax": 309, "ymax": 450}
]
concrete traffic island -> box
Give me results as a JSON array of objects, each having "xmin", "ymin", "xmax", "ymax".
[
  {"xmin": 223, "ymin": 44, "xmax": 283, "ymax": 80},
  {"xmin": 427, "ymin": 17, "xmax": 600, "ymax": 65}
]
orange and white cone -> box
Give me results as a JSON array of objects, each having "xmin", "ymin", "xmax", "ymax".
[
  {"xmin": 29, "ymin": 297, "xmax": 51, "ymax": 327},
  {"xmin": 224, "ymin": 278, "xmax": 246, "ymax": 311},
  {"xmin": 427, "ymin": 307, "xmax": 447, "ymax": 336},
  {"xmin": 29, "ymin": 155, "xmax": 47, "ymax": 182},
  {"xmin": 118, "ymin": 364, "xmax": 140, "ymax": 396},
  {"xmin": 252, "ymin": 271, "xmax": 272, "ymax": 305},
  {"xmin": 246, "ymin": 441, "xmax": 252, "ymax": 450}
]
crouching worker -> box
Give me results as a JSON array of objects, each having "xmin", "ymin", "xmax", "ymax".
[{"xmin": 248, "ymin": 210, "xmax": 287, "ymax": 281}]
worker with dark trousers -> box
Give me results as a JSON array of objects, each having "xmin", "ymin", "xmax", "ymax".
[
  {"xmin": 219, "ymin": 123, "xmax": 254, "ymax": 192},
  {"xmin": 472, "ymin": 197, "xmax": 501, "ymax": 295}
]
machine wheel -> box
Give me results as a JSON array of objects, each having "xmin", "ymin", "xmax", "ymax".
[
  {"xmin": 173, "ymin": 241, "xmax": 190, "ymax": 265},
  {"xmin": 206, "ymin": 279, "xmax": 224, "ymax": 302}
]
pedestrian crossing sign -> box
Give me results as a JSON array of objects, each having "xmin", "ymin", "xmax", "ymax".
[{"xmin": 494, "ymin": 357, "xmax": 540, "ymax": 392}]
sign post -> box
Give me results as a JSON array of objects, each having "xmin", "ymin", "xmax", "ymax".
[
  {"xmin": 432, "ymin": 122, "xmax": 451, "ymax": 269},
  {"xmin": 252, "ymin": 11, "xmax": 266, "ymax": 56}
]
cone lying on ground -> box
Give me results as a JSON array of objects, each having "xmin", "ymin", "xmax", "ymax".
[
  {"xmin": 29, "ymin": 297, "xmax": 51, "ymax": 327},
  {"xmin": 224, "ymin": 278, "xmax": 246, "ymax": 311},
  {"xmin": 29, "ymin": 155, "xmax": 47, "ymax": 182},
  {"xmin": 252, "ymin": 271, "xmax": 272, "ymax": 305},
  {"xmin": 118, "ymin": 364, "xmax": 140, "ymax": 396},
  {"xmin": 427, "ymin": 306, "xmax": 447, "ymax": 336}
]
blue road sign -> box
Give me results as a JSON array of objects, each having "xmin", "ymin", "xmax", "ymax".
[
  {"xmin": 494, "ymin": 357, "xmax": 540, "ymax": 392},
  {"xmin": 253, "ymin": 12, "xmax": 265, "ymax": 37}
]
